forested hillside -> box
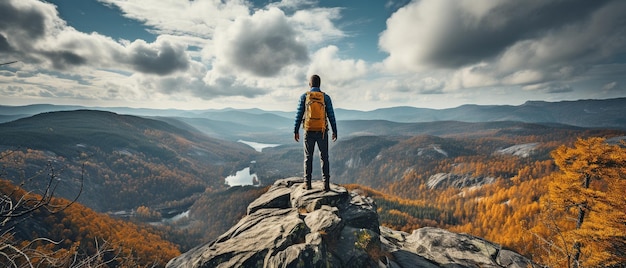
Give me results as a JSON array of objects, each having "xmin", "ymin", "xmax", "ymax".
[
  {"xmin": 0, "ymin": 179, "xmax": 180, "ymax": 267},
  {"xmin": 0, "ymin": 110, "xmax": 258, "ymax": 212}
]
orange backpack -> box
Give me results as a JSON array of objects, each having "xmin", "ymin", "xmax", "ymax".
[{"xmin": 303, "ymin": 91, "xmax": 326, "ymax": 132}]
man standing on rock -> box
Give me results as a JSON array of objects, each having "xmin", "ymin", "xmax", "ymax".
[{"xmin": 294, "ymin": 74, "xmax": 338, "ymax": 191}]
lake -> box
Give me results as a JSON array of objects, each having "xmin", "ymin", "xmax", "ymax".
[
  {"xmin": 224, "ymin": 167, "xmax": 259, "ymax": 187},
  {"xmin": 238, "ymin": 140, "xmax": 280, "ymax": 152}
]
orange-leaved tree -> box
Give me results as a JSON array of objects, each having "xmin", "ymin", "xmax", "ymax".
[{"xmin": 538, "ymin": 137, "xmax": 626, "ymax": 268}]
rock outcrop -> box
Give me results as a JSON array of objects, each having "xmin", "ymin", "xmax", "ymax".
[
  {"xmin": 167, "ymin": 177, "xmax": 537, "ymax": 268},
  {"xmin": 427, "ymin": 173, "xmax": 496, "ymax": 189}
]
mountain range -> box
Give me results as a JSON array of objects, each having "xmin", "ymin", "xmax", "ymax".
[
  {"xmin": 2, "ymin": 98, "xmax": 625, "ymax": 211},
  {"xmin": 1, "ymin": 98, "xmax": 626, "ymax": 266},
  {"xmin": 1, "ymin": 97, "xmax": 625, "ymax": 142}
]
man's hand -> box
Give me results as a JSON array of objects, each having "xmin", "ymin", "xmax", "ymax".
[
  {"xmin": 332, "ymin": 133, "xmax": 337, "ymax": 142},
  {"xmin": 294, "ymin": 133, "xmax": 300, "ymax": 142}
]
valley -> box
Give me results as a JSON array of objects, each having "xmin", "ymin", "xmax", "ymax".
[{"xmin": 1, "ymin": 98, "xmax": 625, "ymax": 267}]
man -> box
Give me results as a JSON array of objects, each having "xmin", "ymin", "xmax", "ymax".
[{"xmin": 294, "ymin": 74, "xmax": 338, "ymax": 191}]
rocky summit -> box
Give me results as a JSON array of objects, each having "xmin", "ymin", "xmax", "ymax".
[{"xmin": 166, "ymin": 177, "xmax": 537, "ymax": 268}]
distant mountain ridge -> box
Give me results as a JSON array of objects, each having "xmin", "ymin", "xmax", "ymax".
[
  {"xmin": 1, "ymin": 97, "xmax": 625, "ymax": 130},
  {"xmin": 334, "ymin": 98, "xmax": 626, "ymax": 129}
]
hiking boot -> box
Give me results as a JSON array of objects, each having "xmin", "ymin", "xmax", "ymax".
[
  {"xmin": 304, "ymin": 181, "xmax": 312, "ymax": 190},
  {"xmin": 323, "ymin": 180, "xmax": 330, "ymax": 192}
]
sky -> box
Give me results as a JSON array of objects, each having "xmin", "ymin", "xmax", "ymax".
[{"xmin": 1, "ymin": 0, "xmax": 626, "ymax": 112}]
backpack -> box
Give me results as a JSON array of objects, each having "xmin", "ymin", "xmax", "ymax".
[{"xmin": 303, "ymin": 91, "xmax": 326, "ymax": 132}]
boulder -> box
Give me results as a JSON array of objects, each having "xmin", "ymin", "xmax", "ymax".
[
  {"xmin": 167, "ymin": 177, "xmax": 538, "ymax": 268},
  {"xmin": 380, "ymin": 227, "xmax": 538, "ymax": 268}
]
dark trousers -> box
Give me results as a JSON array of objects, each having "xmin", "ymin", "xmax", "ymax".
[{"xmin": 303, "ymin": 131, "xmax": 330, "ymax": 183}]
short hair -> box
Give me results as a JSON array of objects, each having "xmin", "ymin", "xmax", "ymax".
[{"xmin": 310, "ymin": 75, "xmax": 321, "ymax": 87}]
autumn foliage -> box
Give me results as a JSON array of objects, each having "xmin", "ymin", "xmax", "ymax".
[
  {"xmin": 2, "ymin": 111, "xmax": 625, "ymax": 267},
  {"xmin": 0, "ymin": 179, "xmax": 180, "ymax": 267},
  {"xmin": 535, "ymin": 138, "xmax": 626, "ymax": 267},
  {"xmin": 346, "ymin": 136, "xmax": 625, "ymax": 267}
]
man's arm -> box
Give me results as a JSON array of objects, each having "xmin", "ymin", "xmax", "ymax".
[
  {"xmin": 294, "ymin": 93, "xmax": 306, "ymax": 141},
  {"xmin": 325, "ymin": 94, "xmax": 337, "ymax": 141}
]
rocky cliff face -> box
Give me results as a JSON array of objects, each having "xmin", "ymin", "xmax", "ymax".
[{"xmin": 167, "ymin": 178, "xmax": 537, "ymax": 268}]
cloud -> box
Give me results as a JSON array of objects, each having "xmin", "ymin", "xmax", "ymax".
[
  {"xmin": 380, "ymin": 0, "xmax": 616, "ymax": 71},
  {"xmin": 379, "ymin": 0, "xmax": 626, "ymax": 98},
  {"xmin": 522, "ymin": 83, "xmax": 573, "ymax": 94},
  {"xmin": 0, "ymin": 0, "xmax": 51, "ymax": 41},
  {"xmin": 447, "ymin": 63, "xmax": 498, "ymax": 90},
  {"xmin": 0, "ymin": 0, "xmax": 66, "ymax": 64},
  {"xmin": 42, "ymin": 50, "xmax": 87, "ymax": 70},
  {"xmin": 0, "ymin": 35, "xmax": 11, "ymax": 52},
  {"xmin": 268, "ymin": 0, "xmax": 317, "ymax": 10},
  {"xmin": 602, "ymin": 81, "xmax": 619, "ymax": 93},
  {"xmin": 125, "ymin": 38, "xmax": 190, "ymax": 75},
  {"xmin": 386, "ymin": 76, "xmax": 445, "ymax": 94},
  {"xmin": 199, "ymin": 73, "xmax": 262, "ymax": 98},
  {"xmin": 307, "ymin": 45, "xmax": 367, "ymax": 87},
  {"xmin": 290, "ymin": 7, "xmax": 344, "ymax": 44},
  {"xmin": 98, "ymin": 0, "xmax": 249, "ymax": 38},
  {"xmin": 0, "ymin": 0, "xmax": 193, "ymax": 75},
  {"xmin": 0, "ymin": 2, "xmax": 285, "ymax": 108},
  {"xmin": 1, "ymin": 0, "xmax": 358, "ymax": 108},
  {"xmin": 214, "ymin": 8, "xmax": 309, "ymax": 77},
  {"xmin": 12, "ymin": 0, "xmax": 624, "ymax": 111}
]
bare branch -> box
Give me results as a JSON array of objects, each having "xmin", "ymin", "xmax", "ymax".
[
  {"xmin": 0, "ymin": 61, "xmax": 18, "ymax": 66},
  {"xmin": 1, "ymin": 152, "xmax": 87, "ymax": 268}
]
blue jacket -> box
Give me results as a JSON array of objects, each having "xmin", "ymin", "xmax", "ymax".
[{"xmin": 294, "ymin": 87, "xmax": 337, "ymax": 134}]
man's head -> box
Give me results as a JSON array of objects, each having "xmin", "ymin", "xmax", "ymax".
[{"xmin": 309, "ymin": 74, "xmax": 321, "ymax": 88}]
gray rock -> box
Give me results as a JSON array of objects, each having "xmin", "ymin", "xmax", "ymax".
[
  {"xmin": 379, "ymin": 227, "xmax": 542, "ymax": 268},
  {"xmin": 247, "ymin": 178, "xmax": 295, "ymax": 214},
  {"xmin": 304, "ymin": 205, "xmax": 343, "ymax": 237},
  {"xmin": 403, "ymin": 227, "xmax": 504, "ymax": 268},
  {"xmin": 265, "ymin": 243, "xmax": 326, "ymax": 268},
  {"xmin": 339, "ymin": 192, "xmax": 380, "ymax": 233},
  {"xmin": 291, "ymin": 181, "xmax": 350, "ymax": 212},
  {"xmin": 167, "ymin": 208, "xmax": 305, "ymax": 268},
  {"xmin": 167, "ymin": 179, "xmax": 537, "ymax": 268},
  {"xmin": 496, "ymin": 249, "xmax": 536, "ymax": 268},
  {"xmin": 390, "ymin": 250, "xmax": 440, "ymax": 268},
  {"xmin": 427, "ymin": 173, "xmax": 497, "ymax": 189},
  {"xmin": 379, "ymin": 226, "xmax": 405, "ymax": 250}
]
